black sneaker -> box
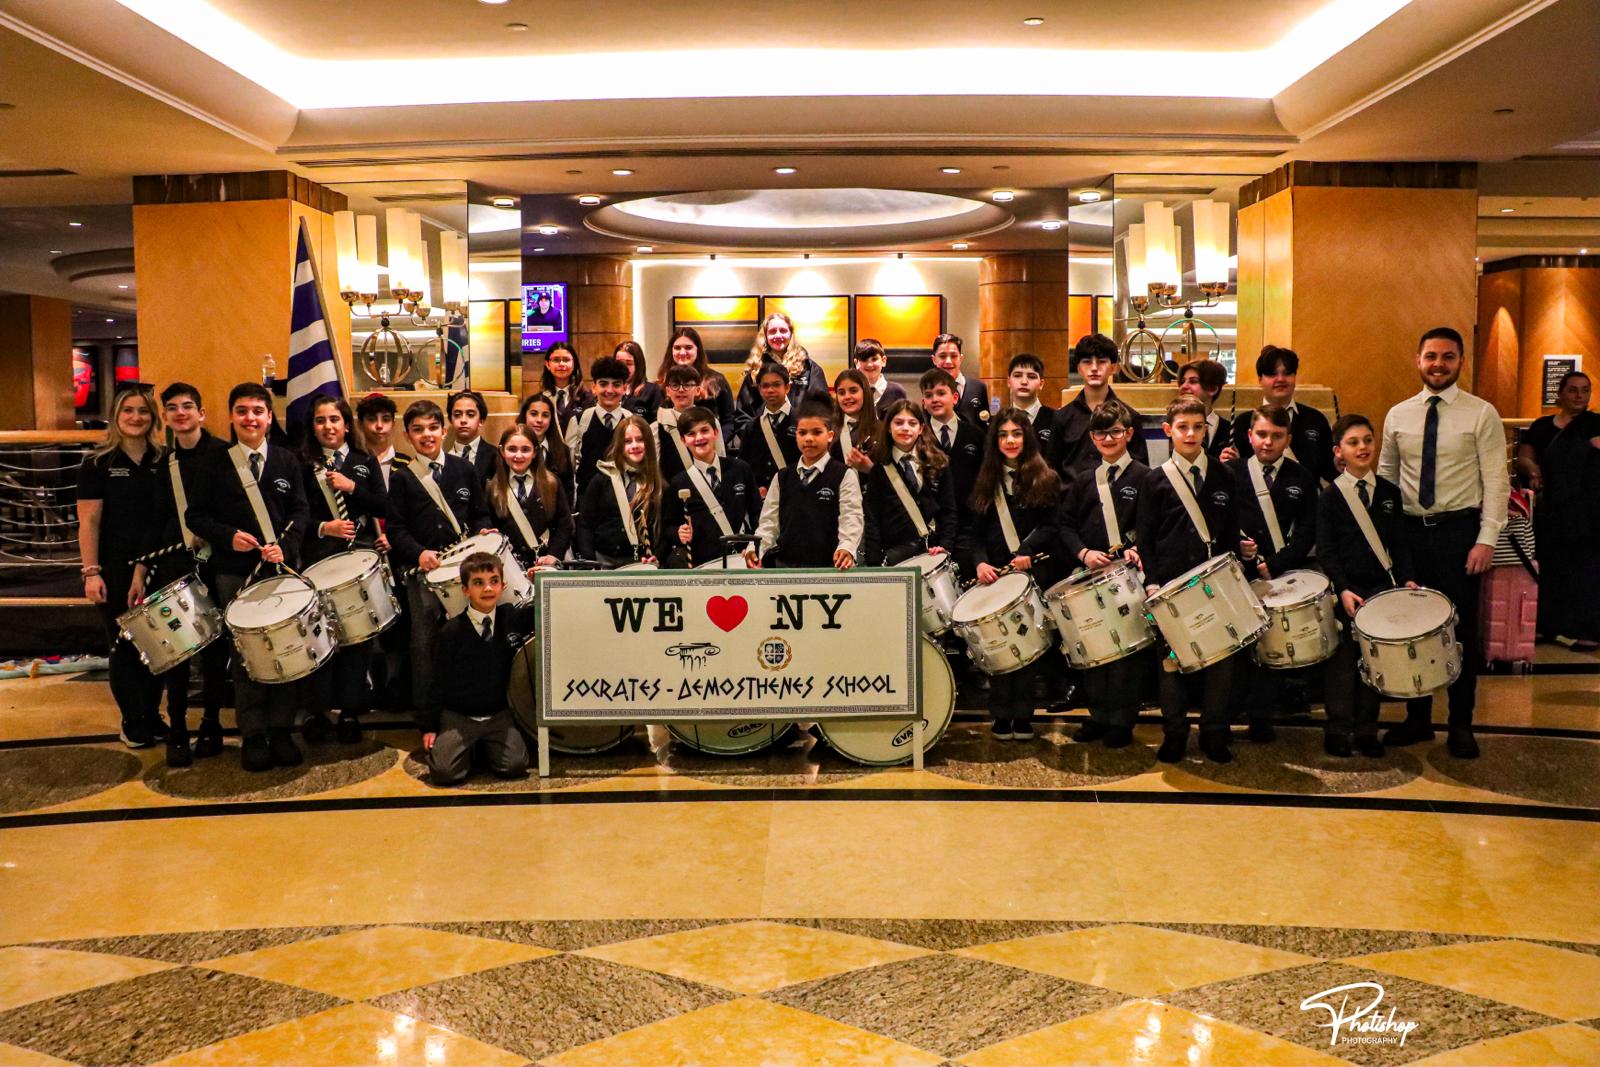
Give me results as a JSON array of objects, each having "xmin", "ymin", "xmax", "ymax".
[
  {"xmin": 144, "ymin": 715, "xmax": 168, "ymax": 744},
  {"xmin": 240, "ymin": 734, "xmax": 273, "ymax": 772},
  {"xmin": 1355, "ymin": 735, "xmax": 1385, "ymax": 759},
  {"xmin": 1103, "ymin": 726, "xmax": 1134, "ymax": 749},
  {"xmin": 1157, "ymin": 732, "xmax": 1188, "ymax": 763},
  {"xmin": 119, "ymin": 721, "xmax": 154, "ymax": 749},
  {"xmin": 1012, "ymin": 718, "xmax": 1036, "ymax": 741},
  {"xmin": 1199, "ymin": 732, "xmax": 1233, "ymax": 764},
  {"xmin": 991, "ymin": 721, "xmax": 1014, "ymax": 741},
  {"xmin": 268, "ymin": 729, "xmax": 304, "ymax": 768},
  {"xmin": 194, "ymin": 717, "xmax": 225, "ymax": 759},
  {"xmin": 1073, "ymin": 721, "xmax": 1109, "ymax": 743},
  {"xmin": 302, "ymin": 713, "xmax": 332, "ymax": 744},
  {"xmin": 1446, "ymin": 727, "xmax": 1480, "ymax": 759},
  {"xmin": 1383, "ymin": 722, "xmax": 1437, "ymax": 747},
  {"xmin": 336, "ymin": 713, "xmax": 362, "ymax": 745},
  {"xmin": 1247, "ymin": 721, "xmax": 1276, "ymax": 743},
  {"xmin": 165, "ymin": 730, "xmax": 193, "ymax": 769},
  {"xmin": 1323, "ymin": 733, "xmax": 1354, "ymax": 758}
]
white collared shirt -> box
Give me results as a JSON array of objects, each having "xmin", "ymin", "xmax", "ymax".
[
  {"xmin": 695, "ymin": 457, "xmax": 721, "ymax": 481},
  {"xmin": 764, "ymin": 400, "xmax": 792, "ymax": 422},
  {"xmin": 1017, "ymin": 399, "xmax": 1043, "ymax": 422},
  {"xmin": 1335, "ymin": 469, "xmax": 1376, "ymax": 501},
  {"xmin": 1204, "ymin": 411, "xmax": 1220, "ymax": 445},
  {"xmin": 871, "ymin": 377, "xmax": 887, "ymax": 400},
  {"xmin": 322, "ymin": 446, "xmax": 347, "ymax": 468},
  {"xmin": 375, "ymin": 446, "xmax": 396, "ymax": 487},
  {"xmin": 466, "ymin": 605, "xmax": 494, "ymax": 638},
  {"xmin": 1377, "ymin": 383, "xmax": 1509, "ymax": 545},
  {"xmin": 931, "ymin": 413, "xmax": 960, "ymax": 445},
  {"xmin": 454, "ymin": 437, "xmax": 478, "ymax": 462},
  {"xmin": 241, "ymin": 441, "xmax": 269, "ymax": 467},
  {"xmin": 752, "ymin": 451, "xmax": 864, "ymax": 558}
]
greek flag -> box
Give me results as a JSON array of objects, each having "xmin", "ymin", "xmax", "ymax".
[{"xmin": 286, "ymin": 221, "xmax": 342, "ymax": 429}]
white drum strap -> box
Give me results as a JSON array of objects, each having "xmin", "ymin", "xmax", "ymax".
[
  {"xmin": 408, "ymin": 462, "xmax": 463, "ymax": 537},
  {"xmin": 228, "ymin": 443, "xmax": 278, "ymax": 544},
  {"xmin": 1162, "ymin": 459, "xmax": 1212, "ymax": 549},
  {"xmin": 838, "ymin": 420, "xmax": 853, "ymax": 454},
  {"xmin": 687, "ymin": 466, "xmax": 735, "ymax": 536},
  {"xmin": 1337, "ymin": 476, "xmax": 1394, "ymax": 583},
  {"xmin": 995, "ymin": 486, "xmax": 1022, "ymax": 555},
  {"xmin": 1247, "ymin": 455, "xmax": 1286, "ymax": 552},
  {"xmin": 168, "ymin": 452, "xmax": 198, "ymax": 550},
  {"xmin": 1095, "ymin": 463, "xmax": 1124, "ymax": 551},
  {"xmin": 760, "ymin": 413, "xmax": 787, "ymax": 472},
  {"xmin": 656, "ymin": 411, "xmax": 695, "ymax": 473},
  {"xmin": 505, "ymin": 487, "xmax": 547, "ymax": 552},
  {"xmin": 602, "ymin": 463, "xmax": 641, "ymax": 548},
  {"xmin": 314, "ymin": 464, "xmax": 342, "ymax": 526},
  {"xmin": 885, "ymin": 463, "xmax": 930, "ymax": 538}
]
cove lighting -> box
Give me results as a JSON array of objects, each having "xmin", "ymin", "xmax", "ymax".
[
  {"xmin": 110, "ymin": 0, "xmax": 1417, "ymax": 108},
  {"xmin": 578, "ymin": 195, "xmax": 602, "ymax": 205},
  {"xmin": 992, "ymin": 191, "xmax": 1014, "ymax": 203},
  {"xmin": 491, "ymin": 196, "xmax": 516, "ymax": 208},
  {"xmin": 1077, "ymin": 190, "xmax": 1104, "ymax": 203},
  {"xmin": 774, "ymin": 167, "xmax": 798, "ymax": 175}
]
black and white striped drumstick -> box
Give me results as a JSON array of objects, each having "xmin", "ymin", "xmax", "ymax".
[
  {"xmin": 130, "ymin": 541, "xmax": 187, "ymax": 567},
  {"xmin": 316, "ymin": 459, "xmax": 351, "ymax": 522}
]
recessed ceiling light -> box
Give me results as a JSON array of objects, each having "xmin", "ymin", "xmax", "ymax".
[
  {"xmin": 105, "ymin": 318, "xmax": 114, "ymax": 323},
  {"xmin": 636, "ymin": 245, "xmax": 654, "ymax": 253},
  {"xmin": 1500, "ymin": 207, "xmax": 1515, "ymax": 213},
  {"xmin": 117, "ymin": 284, "xmax": 129, "ymax": 289},
  {"xmin": 951, "ymin": 242, "xmax": 969, "ymax": 250},
  {"xmin": 537, "ymin": 225, "xmax": 559, "ymax": 235},
  {"xmin": 48, "ymin": 249, "xmax": 62, "ymax": 255},
  {"xmin": 1023, "ymin": 17, "xmax": 1045, "ymax": 26},
  {"xmin": 532, "ymin": 247, "xmax": 546, "ymax": 252},
  {"xmin": 477, "ymin": 0, "xmax": 508, "ymax": 5},
  {"xmin": 940, "ymin": 167, "xmax": 962, "ymax": 174},
  {"xmin": 1040, "ymin": 220, "xmax": 1062, "ymax": 230},
  {"xmin": 68, "ymin": 221, "xmax": 83, "ymax": 227},
  {"xmin": 506, "ymin": 22, "xmax": 528, "ymax": 31},
  {"xmin": 1077, "ymin": 190, "xmax": 1104, "ymax": 203},
  {"xmin": 612, "ymin": 168, "xmax": 634, "ymax": 176},
  {"xmin": 774, "ymin": 167, "xmax": 798, "ymax": 175},
  {"xmin": 577, "ymin": 194, "xmax": 602, "ymax": 205},
  {"xmin": 491, "ymin": 196, "xmax": 516, "ymax": 208},
  {"xmin": 1582, "ymin": 248, "xmax": 1590, "ymax": 254},
  {"xmin": 992, "ymin": 190, "xmax": 1014, "ymax": 203}
]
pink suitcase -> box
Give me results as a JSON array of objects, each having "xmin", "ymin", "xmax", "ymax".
[{"xmin": 1479, "ymin": 563, "xmax": 1537, "ymax": 669}]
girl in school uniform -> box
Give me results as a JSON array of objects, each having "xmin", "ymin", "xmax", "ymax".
[
  {"xmin": 864, "ymin": 399, "xmax": 957, "ymax": 566},
  {"xmin": 519, "ymin": 392, "xmax": 576, "ymax": 500},
  {"xmin": 539, "ymin": 342, "xmax": 592, "ymax": 427},
  {"xmin": 830, "ymin": 368, "xmax": 880, "ymax": 473},
  {"xmin": 576, "ymin": 414, "xmax": 664, "ymax": 567},
  {"xmin": 613, "ymin": 341, "xmax": 663, "ymax": 423},
  {"xmin": 489, "ymin": 425, "xmax": 574, "ymax": 574}
]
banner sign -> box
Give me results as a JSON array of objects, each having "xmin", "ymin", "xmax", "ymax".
[
  {"xmin": 536, "ymin": 570, "xmax": 920, "ymax": 723},
  {"xmin": 1543, "ymin": 354, "xmax": 1581, "ymax": 407}
]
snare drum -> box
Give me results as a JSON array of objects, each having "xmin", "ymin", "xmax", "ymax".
[
  {"xmin": 667, "ymin": 720, "xmax": 797, "ymax": 755},
  {"xmin": 1146, "ymin": 555, "xmax": 1269, "ymax": 673},
  {"xmin": 906, "ymin": 551, "xmax": 960, "ymax": 636},
  {"xmin": 304, "ymin": 548, "xmax": 399, "ymax": 646},
  {"xmin": 224, "ymin": 575, "xmax": 334, "ymax": 683},
  {"xmin": 1353, "ymin": 587, "xmax": 1462, "ymax": 698},
  {"xmin": 116, "ymin": 573, "xmax": 223, "ymax": 675},
  {"xmin": 1043, "ymin": 562, "xmax": 1154, "ymax": 668},
  {"xmin": 693, "ymin": 554, "xmax": 749, "ymax": 571},
  {"xmin": 426, "ymin": 533, "xmax": 533, "ymax": 617},
  {"xmin": 950, "ymin": 572, "xmax": 1055, "ymax": 675},
  {"xmin": 1251, "ymin": 570, "xmax": 1340, "ymax": 668},
  {"xmin": 615, "ymin": 561, "xmax": 661, "ymax": 572},
  {"xmin": 507, "ymin": 638, "xmax": 634, "ymax": 755},
  {"xmin": 819, "ymin": 637, "xmax": 955, "ymax": 766}
]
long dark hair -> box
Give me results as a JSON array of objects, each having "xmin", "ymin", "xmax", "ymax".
[
  {"xmin": 971, "ymin": 407, "xmax": 1059, "ymax": 509},
  {"xmin": 518, "ymin": 392, "xmax": 574, "ymax": 478},
  {"xmin": 299, "ymin": 393, "xmax": 356, "ymax": 465},
  {"xmin": 655, "ymin": 326, "xmax": 708, "ymax": 383},
  {"xmin": 605, "ymin": 414, "xmax": 662, "ymax": 536},
  {"xmin": 872, "ymin": 399, "xmax": 948, "ymax": 480},
  {"xmin": 489, "ymin": 424, "xmax": 560, "ymax": 516},
  {"xmin": 612, "ymin": 340, "xmax": 648, "ymax": 390},
  {"xmin": 831, "ymin": 368, "xmax": 881, "ymax": 451},
  {"xmin": 538, "ymin": 341, "xmax": 583, "ymax": 394}
]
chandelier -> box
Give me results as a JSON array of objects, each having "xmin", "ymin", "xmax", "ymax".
[{"xmin": 1120, "ymin": 199, "xmax": 1232, "ymax": 382}]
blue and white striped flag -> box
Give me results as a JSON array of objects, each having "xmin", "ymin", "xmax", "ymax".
[{"xmin": 286, "ymin": 222, "xmax": 342, "ymax": 429}]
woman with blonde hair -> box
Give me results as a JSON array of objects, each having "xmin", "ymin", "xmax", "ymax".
[
  {"xmin": 576, "ymin": 414, "xmax": 664, "ymax": 567},
  {"xmin": 77, "ymin": 385, "xmax": 167, "ymax": 749},
  {"xmin": 735, "ymin": 311, "xmax": 828, "ymax": 435}
]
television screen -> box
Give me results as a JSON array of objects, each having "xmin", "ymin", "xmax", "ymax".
[{"xmin": 520, "ymin": 283, "xmax": 570, "ymax": 352}]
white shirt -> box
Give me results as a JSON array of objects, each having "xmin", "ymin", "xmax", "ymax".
[
  {"xmin": 1204, "ymin": 411, "xmax": 1221, "ymax": 447},
  {"xmin": 952, "ymin": 373, "xmax": 968, "ymax": 396},
  {"xmin": 752, "ymin": 452, "xmax": 864, "ymax": 558},
  {"xmin": 375, "ymin": 446, "xmax": 396, "ymax": 487},
  {"xmin": 1016, "ymin": 399, "xmax": 1043, "ymax": 423},
  {"xmin": 321, "ymin": 446, "xmax": 347, "ymax": 468},
  {"xmin": 466, "ymin": 605, "xmax": 494, "ymax": 638},
  {"xmin": 1378, "ymin": 383, "xmax": 1509, "ymax": 546},
  {"xmin": 931, "ymin": 413, "xmax": 960, "ymax": 446},
  {"xmin": 1336, "ymin": 469, "xmax": 1376, "ymax": 500},
  {"xmin": 694, "ymin": 457, "xmax": 721, "ymax": 482},
  {"xmin": 454, "ymin": 437, "xmax": 480, "ymax": 462},
  {"xmin": 763, "ymin": 400, "xmax": 793, "ymax": 423},
  {"xmin": 241, "ymin": 441, "xmax": 269, "ymax": 469},
  {"xmin": 870, "ymin": 377, "xmax": 888, "ymax": 401}
]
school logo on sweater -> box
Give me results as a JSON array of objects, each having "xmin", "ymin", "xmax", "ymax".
[
  {"xmin": 1285, "ymin": 485, "xmax": 1303, "ymax": 499},
  {"xmin": 1118, "ymin": 485, "xmax": 1138, "ymax": 500},
  {"xmin": 1210, "ymin": 490, "xmax": 1230, "ymax": 506},
  {"xmin": 272, "ymin": 477, "xmax": 292, "ymax": 493},
  {"xmin": 352, "ymin": 464, "xmax": 371, "ymax": 478},
  {"xmin": 455, "ymin": 486, "xmax": 470, "ymax": 500},
  {"xmin": 815, "ymin": 487, "xmax": 836, "ymax": 501}
]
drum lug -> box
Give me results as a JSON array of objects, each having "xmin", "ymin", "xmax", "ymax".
[
  {"xmin": 1202, "ymin": 582, "xmax": 1214, "ymax": 598},
  {"xmin": 297, "ymin": 620, "xmax": 308, "ymax": 637},
  {"xmin": 263, "ymin": 634, "xmax": 275, "ymax": 651},
  {"xmin": 1189, "ymin": 641, "xmax": 1204, "ymax": 663},
  {"xmin": 1412, "ymin": 673, "xmax": 1424, "ymax": 693},
  {"xmin": 1280, "ymin": 615, "xmax": 1291, "ymax": 631},
  {"xmin": 359, "ymin": 586, "xmax": 370, "ymax": 602},
  {"xmin": 1285, "ymin": 641, "xmax": 1295, "ymax": 659},
  {"xmin": 1407, "ymin": 644, "xmax": 1418, "ymax": 660},
  {"xmin": 1225, "ymin": 623, "xmax": 1239, "ymax": 640}
]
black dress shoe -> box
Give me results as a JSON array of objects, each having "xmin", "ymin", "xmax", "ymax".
[
  {"xmin": 1355, "ymin": 736, "xmax": 1386, "ymax": 759},
  {"xmin": 336, "ymin": 713, "xmax": 362, "ymax": 745},
  {"xmin": 1073, "ymin": 721, "xmax": 1109, "ymax": 743},
  {"xmin": 165, "ymin": 731, "xmax": 193, "ymax": 769},
  {"xmin": 1103, "ymin": 726, "xmax": 1134, "ymax": 749},
  {"xmin": 144, "ymin": 716, "xmax": 168, "ymax": 743},
  {"xmin": 1012, "ymin": 718, "xmax": 1035, "ymax": 741},
  {"xmin": 1247, "ymin": 721, "xmax": 1276, "ymax": 744},
  {"xmin": 1157, "ymin": 732, "xmax": 1188, "ymax": 763},
  {"xmin": 193, "ymin": 717, "xmax": 225, "ymax": 759},
  {"xmin": 1383, "ymin": 722, "xmax": 1437, "ymax": 747},
  {"xmin": 268, "ymin": 729, "xmax": 304, "ymax": 768},
  {"xmin": 240, "ymin": 734, "xmax": 273, "ymax": 773},
  {"xmin": 301, "ymin": 713, "xmax": 332, "ymax": 744},
  {"xmin": 1199, "ymin": 732, "xmax": 1233, "ymax": 764},
  {"xmin": 1323, "ymin": 734, "xmax": 1353, "ymax": 758},
  {"xmin": 1446, "ymin": 728, "xmax": 1480, "ymax": 759}
]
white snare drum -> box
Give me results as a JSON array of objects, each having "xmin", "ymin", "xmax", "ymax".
[
  {"xmin": 1146, "ymin": 555, "xmax": 1269, "ymax": 673},
  {"xmin": 906, "ymin": 552, "xmax": 960, "ymax": 636},
  {"xmin": 507, "ymin": 638, "xmax": 634, "ymax": 755},
  {"xmin": 304, "ymin": 549, "xmax": 398, "ymax": 646},
  {"xmin": 1252, "ymin": 570, "xmax": 1340, "ymax": 668},
  {"xmin": 819, "ymin": 637, "xmax": 956, "ymax": 766},
  {"xmin": 224, "ymin": 575, "xmax": 334, "ymax": 683},
  {"xmin": 615, "ymin": 561, "xmax": 661, "ymax": 571},
  {"xmin": 693, "ymin": 554, "xmax": 749, "ymax": 571},
  {"xmin": 667, "ymin": 720, "xmax": 796, "ymax": 755},
  {"xmin": 1044, "ymin": 562, "xmax": 1154, "ymax": 668},
  {"xmin": 1353, "ymin": 587, "xmax": 1462, "ymax": 698},
  {"xmin": 117, "ymin": 573, "xmax": 223, "ymax": 675},
  {"xmin": 950, "ymin": 572, "xmax": 1055, "ymax": 675},
  {"xmin": 426, "ymin": 533, "xmax": 533, "ymax": 617}
]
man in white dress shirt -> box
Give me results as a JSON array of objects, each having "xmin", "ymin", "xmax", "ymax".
[{"xmin": 1378, "ymin": 326, "xmax": 1509, "ymax": 759}]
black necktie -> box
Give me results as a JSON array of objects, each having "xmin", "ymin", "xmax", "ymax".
[
  {"xmin": 1357, "ymin": 479, "xmax": 1371, "ymax": 509},
  {"xmin": 1190, "ymin": 464, "xmax": 1203, "ymax": 496},
  {"xmin": 940, "ymin": 424, "xmax": 952, "ymax": 449},
  {"xmin": 707, "ymin": 466, "xmax": 720, "ymax": 492},
  {"xmin": 770, "ymin": 412, "xmax": 782, "ymax": 432},
  {"xmin": 603, "ymin": 412, "xmax": 615, "ymax": 431},
  {"xmin": 898, "ymin": 456, "xmax": 918, "ymax": 492},
  {"xmin": 327, "ymin": 450, "xmax": 341, "ymax": 472},
  {"xmin": 624, "ymin": 471, "xmax": 637, "ymax": 500},
  {"xmin": 480, "ymin": 617, "xmax": 492, "ymax": 641},
  {"xmin": 1419, "ymin": 395, "xmax": 1441, "ymax": 509},
  {"xmin": 1107, "ymin": 463, "xmax": 1119, "ymax": 482},
  {"xmin": 800, "ymin": 466, "xmax": 817, "ymax": 486},
  {"xmin": 1263, "ymin": 463, "xmax": 1275, "ymax": 488},
  {"xmin": 248, "ymin": 452, "xmax": 261, "ymax": 483},
  {"xmin": 515, "ymin": 476, "xmax": 529, "ymax": 504},
  {"xmin": 557, "ymin": 389, "xmax": 567, "ymax": 409}
]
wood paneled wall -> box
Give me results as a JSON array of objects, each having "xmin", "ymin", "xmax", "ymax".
[
  {"xmin": 979, "ymin": 253, "xmax": 1070, "ymax": 405},
  {"xmin": 1478, "ymin": 260, "xmax": 1600, "ymax": 417},
  {"xmin": 0, "ymin": 295, "xmax": 74, "ymax": 430}
]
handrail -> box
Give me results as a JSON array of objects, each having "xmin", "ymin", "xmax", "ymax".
[{"xmin": 0, "ymin": 430, "xmax": 104, "ymax": 445}]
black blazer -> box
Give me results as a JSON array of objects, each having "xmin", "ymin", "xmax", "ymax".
[
  {"xmin": 1135, "ymin": 458, "xmax": 1242, "ymax": 588},
  {"xmin": 1205, "ymin": 413, "xmax": 1234, "ymax": 460},
  {"xmin": 1026, "ymin": 404, "xmax": 1060, "ymax": 459},
  {"xmin": 969, "ymin": 483, "xmax": 1058, "ymax": 575},
  {"xmin": 185, "ymin": 442, "xmax": 310, "ymax": 576},
  {"xmin": 1316, "ymin": 476, "xmax": 1414, "ymax": 601},
  {"xmin": 546, "ymin": 385, "xmax": 593, "ymax": 429},
  {"xmin": 451, "ymin": 437, "xmax": 500, "ymax": 488},
  {"xmin": 302, "ymin": 446, "xmax": 388, "ymax": 566},
  {"xmin": 1058, "ymin": 459, "xmax": 1148, "ymax": 560},
  {"xmin": 623, "ymin": 382, "xmax": 664, "ymax": 423},
  {"xmin": 737, "ymin": 407, "xmax": 800, "ymax": 489},
  {"xmin": 955, "ymin": 376, "xmax": 990, "ymax": 426},
  {"xmin": 567, "ymin": 405, "xmax": 628, "ymax": 503},
  {"xmin": 576, "ymin": 471, "xmax": 663, "ymax": 562},
  {"xmin": 1231, "ymin": 403, "xmax": 1337, "ymax": 485},
  {"xmin": 662, "ymin": 457, "xmax": 762, "ymax": 565},
  {"xmin": 1226, "ymin": 455, "xmax": 1318, "ymax": 577},
  {"xmin": 862, "ymin": 457, "xmax": 957, "ymax": 565},
  {"xmin": 735, "ymin": 356, "xmax": 831, "ymax": 423},
  {"xmin": 494, "ymin": 478, "xmax": 574, "ymax": 562},
  {"xmin": 932, "ymin": 417, "xmax": 985, "ymax": 571},
  {"xmin": 655, "ymin": 419, "xmax": 707, "ymax": 486},
  {"xmin": 1053, "ymin": 386, "xmax": 1150, "ymax": 478},
  {"xmin": 423, "ymin": 602, "xmax": 536, "ymax": 730},
  {"xmin": 872, "ymin": 380, "xmax": 909, "ymax": 417},
  {"xmin": 385, "ymin": 453, "xmax": 490, "ymax": 568},
  {"xmin": 148, "ymin": 430, "xmax": 230, "ymax": 560}
]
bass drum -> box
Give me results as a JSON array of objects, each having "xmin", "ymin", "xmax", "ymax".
[
  {"xmin": 818, "ymin": 637, "xmax": 955, "ymax": 766},
  {"xmin": 507, "ymin": 637, "xmax": 634, "ymax": 755},
  {"xmin": 667, "ymin": 720, "xmax": 797, "ymax": 756}
]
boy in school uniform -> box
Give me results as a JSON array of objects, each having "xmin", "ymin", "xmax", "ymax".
[
  {"xmin": 1317, "ymin": 415, "xmax": 1416, "ymax": 758},
  {"xmin": 1054, "ymin": 334, "xmax": 1151, "ymax": 478},
  {"xmin": 420, "ymin": 552, "xmax": 532, "ymax": 784},
  {"xmin": 1006, "ymin": 352, "xmax": 1059, "ymax": 459},
  {"xmin": 737, "ymin": 361, "xmax": 801, "ymax": 492},
  {"xmin": 355, "ymin": 392, "xmax": 409, "ymax": 708},
  {"xmin": 1229, "ymin": 346, "xmax": 1337, "ymax": 485},
  {"xmin": 566, "ymin": 356, "xmax": 631, "ymax": 501},
  {"xmin": 1226, "ymin": 404, "xmax": 1321, "ymax": 741},
  {"xmin": 1057, "ymin": 399, "xmax": 1149, "ymax": 749},
  {"xmin": 745, "ymin": 400, "xmax": 864, "ymax": 570},
  {"xmin": 664, "ymin": 406, "xmax": 760, "ymax": 566},
  {"xmin": 184, "ymin": 382, "xmax": 311, "ymax": 772},
  {"xmin": 386, "ymin": 399, "xmax": 492, "ymax": 724},
  {"xmin": 448, "ymin": 389, "xmax": 499, "ymax": 487},
  {"xmin": 1177, "ymin": 359, "xmax": 1238, "ymax": 462},
  {"xmin": 1136, "ymin": 395, "xmax": 1252, "ymax": 764},
  {"xmin": 853, "ymin": 338, "xmax": 906, "ymax": 416},
  {"xmin": 920, "ymin": 369, "xmax": 985, "ymax": 573},
  {"xmin": 931, "ymin": 332, "xmax": 990, "ymax": 426},
  {"xmin": 655, "ymin": 365, "xmax": 721, "ymax": 485}
]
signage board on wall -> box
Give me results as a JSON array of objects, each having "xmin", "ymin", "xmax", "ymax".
[{"xmin": 1542, "ymin": 355, "xmax": 1581, "ymax": 407}]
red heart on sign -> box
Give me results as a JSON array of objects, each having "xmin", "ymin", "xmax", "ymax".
[{"xmin": 706, "ymin": 595, "xmax": 748, "ymax": 632}]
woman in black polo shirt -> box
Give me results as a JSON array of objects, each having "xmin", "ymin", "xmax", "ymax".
[{"xmin": 77, "ymin": 385, "xmax": 167, "ymax": 747}]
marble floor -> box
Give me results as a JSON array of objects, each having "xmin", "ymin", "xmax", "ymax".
[{"xmin": 0, "ymin": 652, "xmax": 1596, "ymax": 1066}]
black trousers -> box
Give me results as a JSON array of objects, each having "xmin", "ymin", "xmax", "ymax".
[
  {"xmin": 988, "ymin": 658, "xmax": 1043, "ymax": 721},
  {"xmin": 1400, "ymin": 513, "xmax": 1482, "ymax": 725},
  {"xmin": 303, "ymin": 641, "xmax": 374, "ymax": 718},
  {"xmin": 1083, "ymin": 650, "xmax": 1147, "ymax": 728},
  {"xmin": 1323, "ymin": 621, "xmax": 1381, "ymax": 738},
  {"xmin": 1538, "ymin": 533, "xmax": 1599, "ymax": 642},
  {"xmin": 94, "ymin": 568, "xmax": 161, "ymax": 731},
  {"xmin": 1159, "ymin": 654, "xmax": 1237, "ymax": 736},
  {"xmin": 213, "ymin": 572, "xmax": 300, "ymax": 737},
  {"xmin": 162, "ymin": 635, "xmax": 230, "ymax": 727}
]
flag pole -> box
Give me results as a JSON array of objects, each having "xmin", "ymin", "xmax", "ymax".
[{"xmin": 297, "ymin": 214, "xmax": 353, "ymax": 399}]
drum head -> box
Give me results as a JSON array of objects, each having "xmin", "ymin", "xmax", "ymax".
[
  {"xmin": 444, "ymin": 533, "xmax": 501, "ymax": 561},
  {"xmin": 908, "ymin": 552, "xmax": 950, "ymax": 578},
  {"xmin": 1252, "ymin": 569, "xmax": 1330, "ymax": 608},
  {"xmin": 951, "ymin": 571, "xmax": 1031, "ymax": 623},
  {"xmin": 225, "ymin": 576, "xmax": 314, "ymax": 627},
  {"xmin": 694, "ymin": 555, "xmax": 748, "ymax": 570},
  {"xmin": 819, "ymin": 637, "xmax": 956, "ymax": 766},
  {"xmin": 508, "ymin": 637, "xmax": 633, "ymax": 754},
  {"xmin": 305, "ymin": 549, "xmax": 378, "ymax": 586},
  {"xmin": 1158, "ymin": 554, "xmax": 1231, "ymax": 598},
  {"xmin": 668, "ymin": 720, "xmax": 795, "ymax": 754},
  {"xmin": 617, "ymin": 562, "xmax": 660, "ymax": 571},
  {"xmin": 1356, "ymin": 588, "xmax": 1454, "ymax": 640},
  {"xmin": 425, "ymin": 562, "xmax": 462, "ymax": 588}
]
